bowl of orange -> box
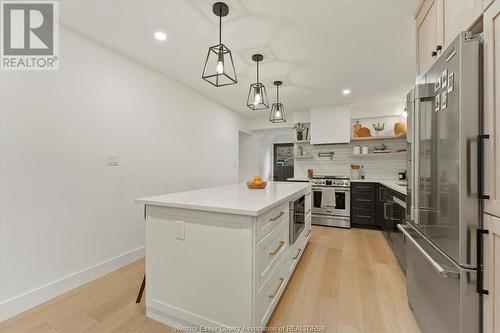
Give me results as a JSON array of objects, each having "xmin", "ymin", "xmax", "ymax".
[{"xmin": 247, "ymin": 176, "xmax": 267, "ymax": 189}]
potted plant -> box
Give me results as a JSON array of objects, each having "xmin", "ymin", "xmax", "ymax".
[
  {"xmin": 372, "ymin": 122, "xmax": 385, "ymax": 136},
  {"xmin": 294, "ymin": 122, "xmax": 306, "ymax": 141}
]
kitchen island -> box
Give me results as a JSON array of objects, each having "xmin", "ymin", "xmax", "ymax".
[{"xmin": 136, "ymin": 182, "xmax": 312, "ymax": 332}]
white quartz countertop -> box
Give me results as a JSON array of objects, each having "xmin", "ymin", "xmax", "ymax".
[
  {"xmin": 351, "ymin": 179, "xmax": 407, "ymax": 195},
  {"xmin": 136, "ymin": 182, "xmax": 311, "ymax": 216}
]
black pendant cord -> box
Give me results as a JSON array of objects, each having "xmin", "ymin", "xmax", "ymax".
[
  {"xmin": 276, "ymin": 84, "xmax": 279, "ymax": 102},
  {"xmin": 256, "ymin": 62, "xmax": 259, "ymax": 84},
  {"xmin": 218, "ymin": 9, "xmax": 222, "ymax": 45}
]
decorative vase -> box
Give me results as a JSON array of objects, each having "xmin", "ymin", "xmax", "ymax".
[
  {"xmin": 296, "ymin": 132, "xmax": 303, "ymax": 141},
  {"xmin": 353, "ymin": 121, "xmax": 362, "ymax": 137}
]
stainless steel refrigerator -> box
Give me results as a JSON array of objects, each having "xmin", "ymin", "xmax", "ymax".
[{"xmin": 401, "ymin": 31, "xmax": 486, "ymax": 333}]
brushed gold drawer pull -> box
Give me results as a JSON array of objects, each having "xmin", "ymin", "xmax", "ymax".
[
  {"xmin": 293, "ymin": 248, "xmax": 302, "ymax": 260},
  {"xmin": 269, "ymin": 211, "xmax": 285, "ymax": 222},
  {"xmin": 306, "ymin": 229, "xmax": 312, "ymax": 237},
  {"xmin": 269, "ymin": 241, "xmax": 285, "ymax": 256},
  {"xmin": 268, "ymin": 278, "xmax": 285, "ymax": 298}
]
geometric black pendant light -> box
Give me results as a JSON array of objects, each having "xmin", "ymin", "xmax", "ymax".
[
  {"xmin": 269, "ymin": 80, "xmax": 286, "ymax": 123},
  {"xmin": 202, "ymin": 2, "xmax": 237, "ymax": 87},
  {"xmin": 246, "ymin": 54, "xmax": 269, "ymax": 110}
]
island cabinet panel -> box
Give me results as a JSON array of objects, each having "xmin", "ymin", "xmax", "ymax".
[
  {"xmin": 140, "ymin": 183, "xmax": 312, "ymax": 331},
  {"xmin": 351, "ymin": 183, "xmax": 378, "ymax": 227},
  {"xmin": 256, "ymin": 219, "xmax": 289, "ymax": 289},
  {"xmin": 145, "ymin": 206, "xmax": 255, "ymax": 328}
]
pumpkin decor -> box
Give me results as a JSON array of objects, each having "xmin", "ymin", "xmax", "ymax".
[
  {"xmin": 357, "ymin": 127, "xmax": 372, "ymax": 137},
  {"xmin": 394, "ymin": 122, "xmax": 407, "ymax": 136}
]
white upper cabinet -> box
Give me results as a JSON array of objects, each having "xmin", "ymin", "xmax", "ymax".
[
  {"xmin": 483, "ymin": 0, "xmax": 500, "ymax": 218},
  {"xmin": 415, "ymin": 0, "xmax": 483, "ymax": 77},
  {"xmin": 310, "ymin": 104, "xmax": 351, "ymax": 144},
  {"xmin": 484, "ymin": 0, "xmax": 496, "ymax": 11},
  {"xmin": 416, "ymin": 0, "xmax": 441, "ymax": 77},
  {"xmin": 442, "ymin": 0, "xmax": 483, "ymax": 49}
]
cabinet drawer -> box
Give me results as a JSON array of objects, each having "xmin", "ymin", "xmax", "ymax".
[
  {"xmin": 256, "ymin": 203, "xmax": 289, "ymax": 243},
  {"xmin": 257, "ymin": 220, "xmax": 289, "ymax": 288},
  {"xmin": 352, "ymin": 182, "xmax": 377, "ymax": 193},
  {"xmin": 257, "ymin": 253, "xmax": 289, "ymax": 327},
  {"xmin": 290, "ymin": 224, "xmax": 310, "ymax": 274},
  {"xmin": 352, "ymin": 196, "xmax": 376, "ymax": 209},
  {"xmin": 352, "ymin": 208, "xmax": 377, "ymax": 226}
]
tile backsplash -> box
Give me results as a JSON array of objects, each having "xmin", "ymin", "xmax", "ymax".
[{"xmin": 294, "ymin": 138, "xmax": 407, "ymax": 181}]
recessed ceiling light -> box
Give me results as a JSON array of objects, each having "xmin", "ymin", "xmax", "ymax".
[
  {"xmin": 154, "ymin": 31, "xmax": 167, "ymax": 41},
  {"xmin": 342, "ymin": 89, "xmax": 351, "ymax": 95}
]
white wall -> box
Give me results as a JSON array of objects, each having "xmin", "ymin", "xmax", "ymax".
[
  {"xmin": 238, "ymin": 129, "xmax": 293, "ymax": 182},
  {"xmin": 0, "ymin": 27, "xmax": 248, "ymax": 320},
  {"xmin": 238, "ymin": 131, "xmax": 261, "ymax": 183}
]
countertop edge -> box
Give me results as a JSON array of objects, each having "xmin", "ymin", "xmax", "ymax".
[
  {"xmin": 349, "ymin": 179, "xmax": 407, "ymax": 196},
  {"xmin": 135, "ymin": 183, "xmax": 311, "ymax": 217}
]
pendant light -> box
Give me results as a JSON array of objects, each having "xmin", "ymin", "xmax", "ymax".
[
  {"xmin": 247, "ymin": 54, "xmax": 269, "ymax": 110},
  {"xmin": 269, "ymin": 81, "xmax": 286, "ymax": 123},
  {"xmin": 202, "ymin": 2, "xmax": 237, "ymax": 87}
]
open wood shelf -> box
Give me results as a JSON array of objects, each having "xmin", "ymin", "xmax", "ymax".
[
  {"xmin": 293, "ymin": 155, "xmax": 313, "ymax": 159},
  {"xmin": 351, "ymin": 151, "xmax": 407, "ymax": 157},
  {"xmin": 294, "ymin": 140, "xmax": 310, "ymax": 144},
  {"xmin": 350, "ymin": 134, "xmax": 406, "ymax": 141}
]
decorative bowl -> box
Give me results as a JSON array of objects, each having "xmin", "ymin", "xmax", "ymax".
[{"xmin": 247, "ymin": 181, "xmax": 267, "ymax": 189}]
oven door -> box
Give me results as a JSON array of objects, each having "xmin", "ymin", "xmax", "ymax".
[
  {"xmin": 333, "ymin": 188, "xmax": 350, "ymax": 217},
  {"xmin": 312, "ymin": 186, "xmax": 333, "ymax": 215},
  {"xmin": 312, "ymin": 186, "xmax": 350, "ymax": 217}
]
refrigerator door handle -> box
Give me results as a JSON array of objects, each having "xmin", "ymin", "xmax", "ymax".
[
  {"xmin": 477, "ymin": 134, "xmax": 490, "ymax": 200},
  {"xmin": 398, "ymin": 224, "xmax": 460, "ymax": 279}
]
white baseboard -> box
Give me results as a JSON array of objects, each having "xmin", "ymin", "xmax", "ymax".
[{"xmin": 0, "ymin": 246, "xmax": 145, "ymax": 322}]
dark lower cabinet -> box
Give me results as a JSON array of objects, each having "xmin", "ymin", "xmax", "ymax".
[
  {"xmin": 380, "ymin": 186, "xmax": 407, "ymax": 274},
  {"xmin": 351, "ymin": 182, "xmax": 378, "ymax": 227},
  {"xmin": 352, "ymin": 207, "xmax": 377, "ymax": 225}
]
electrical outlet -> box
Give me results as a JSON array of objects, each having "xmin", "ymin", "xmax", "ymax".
[
  {"xmin": 175, "ymin": 221, "xmax": 185, "ymax": 240},
  {"xmin": 107, "ymin": 155, "xmax": 119, "ymax": 167}
]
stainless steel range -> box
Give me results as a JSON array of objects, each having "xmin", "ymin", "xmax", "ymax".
[{"xmin": 310, "ymin": 176, "xmax": 350, "ymax": 228}]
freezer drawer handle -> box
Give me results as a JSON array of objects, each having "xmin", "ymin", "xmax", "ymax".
[
  {"xmin": 477, "ymin": 228, "xmax": 489, "ymax": 295},
  {"xmin": 397, "ymin": 224, "xmax": 460, "ymax": 279}
]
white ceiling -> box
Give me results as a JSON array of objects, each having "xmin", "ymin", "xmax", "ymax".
[{"xmin": 59, "ymin": 0, "xmax": 418, "ymax": 118}]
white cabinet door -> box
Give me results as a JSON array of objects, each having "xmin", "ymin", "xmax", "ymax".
[
  {"xmin": 416, "ymin": 0, "xmax": 440, "ymax": 76},
  {"xmin": 484, "ymin": 0, "xmax": 500, "ymax": 217},
  {"xmin": 483, "ymin": 214, "xmax": 500, "ymax": 333},
  {"xmin": 310, "ymin": 104, "xmax": 350, "ymax": 144},
  {"xmin": 442, "ymin": 0, "xmax": 483, "ymax": 49},
  {"xmin": 484, "ymin": 0, "xmax": 496, "ymax": 11}
]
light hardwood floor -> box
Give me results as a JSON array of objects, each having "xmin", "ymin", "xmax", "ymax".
[{"xmin": 0, "ymin": 226, "xmax": 420, "ymax": 333}]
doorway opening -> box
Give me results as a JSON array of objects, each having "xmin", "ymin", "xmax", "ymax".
[{"xmin": 273, "ymin": 143, "xmax": 294, "ymax": 181}]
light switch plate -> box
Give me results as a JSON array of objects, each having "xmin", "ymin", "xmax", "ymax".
[
  {"xmin": 107, "ymin": 155, "xmax": 119, "ymax": 167},
  {"xmin": 175, "ymin": 221, "xmax": 185, "ymax": 240}
]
